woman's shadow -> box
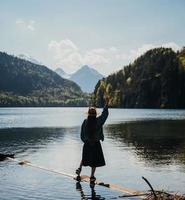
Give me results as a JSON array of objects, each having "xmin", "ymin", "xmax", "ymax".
[{"xmin": 76, "ymin": 181, "xmax": 105, "ymax": 200}]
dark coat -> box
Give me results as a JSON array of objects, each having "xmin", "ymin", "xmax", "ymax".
[{"xmin": 80, "ymin": 106, "xmax": 109, "ymax": 143}]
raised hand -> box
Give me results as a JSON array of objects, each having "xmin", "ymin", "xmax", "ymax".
[{"xmin": 104, "ymin": 97, "xmax": 110, "ymax": 106}]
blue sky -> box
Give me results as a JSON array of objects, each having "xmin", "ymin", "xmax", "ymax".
[{"xmin": 0, "ymin": 0, "xmax": 185, "ymax": 75}]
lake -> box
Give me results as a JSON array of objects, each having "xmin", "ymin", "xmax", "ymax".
[{"xmin": 0, "ymin": 108, "xmax": 185, "ymax": 200}]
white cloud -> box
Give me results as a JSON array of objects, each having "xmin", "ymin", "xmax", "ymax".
[
  {"xmin": 15, "ymin": 19, "xmax": 24, "ymax": 25},
  {"xmin": 48, "ymin": 40, "xmax": 124, "ymax": 74},
  {"xmin": 15, "ymin": 19, "xmax": 35, "ymax": 31},
  {"xmin": 48, "ymin": 39, "xmax": 181, "ymax": 75},
  {"xmin": 84, "ymin": 50, "xmax": 109, "ymax": 66},
  {"xmin": 48, "ymin": 40, "xmax": 82, "ymax": 71},
  {"xmin": 109, "ymin": 47, "xmax": 118, "ymax": 52}
]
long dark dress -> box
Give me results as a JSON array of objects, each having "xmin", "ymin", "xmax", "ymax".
[
  {"xmin": 82, "ymin": 141, "xmax": 105, "ymax": 167},
  {"xmin": 81, "ymin": 106, "xmax": 108, "ymax": 167}
]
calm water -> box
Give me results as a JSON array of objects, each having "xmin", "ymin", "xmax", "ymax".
[{"xmin": 0, "ymin": 108, "xmax": 185, "ymax": 200}]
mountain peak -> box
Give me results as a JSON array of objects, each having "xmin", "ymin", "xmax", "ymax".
[
  {"xmin": 81, "ymin": 65, "xmax": 91, "ymax": 70},
  {"xmin": 55, "ymin": 67, "xmax": 65, "ymax": 73},
  {"xmin": 55, "ymin": 67, "xmax": 70, "ymax": 79},
  {"xmin": 55, "ymin": 65, "xmax": 103, "ymax": 93},
  {"xmin": 70, "ymin": 65, "xmax": 104, "ymax": 93},
  {"xmin": 74, "ymin": 65, "xmax": 103, "ymax": 77}
]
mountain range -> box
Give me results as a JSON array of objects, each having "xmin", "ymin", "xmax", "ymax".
[
  {"xmin": 18, "ymin": 54, "xmax": 104, "ymax": 93},
  {"xmin": 0, "ymin": 52, "xmax": 89, "ymax": 107},
  {"xmin": 55, "ymin": 65, "xmax": 104, "ymax": 93}
]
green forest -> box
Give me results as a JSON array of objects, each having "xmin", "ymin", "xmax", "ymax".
[
  {"xmin": 93, "ymin": 47, "xmax": 185, "ymax": 108},
  {"xmin": 0, "ymin": 52, "xmax": 89, "ymax": 107},
  {"xmin": 1, "ymin": 48, "xmax": 185, "ymax": 108}
]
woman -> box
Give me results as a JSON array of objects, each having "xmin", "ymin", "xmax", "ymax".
[{"xmin": 76, "ymin": 98, "xmax": 109, "ymax": 184}]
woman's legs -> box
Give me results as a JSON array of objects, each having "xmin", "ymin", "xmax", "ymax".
[
  {"xmin": 91, "ymin": 167, "xmax": 96, "ymax": 178},
  {"xmin": 79, "ymin": 160, "xmax": 83, "ymax": 169},
  {"xmin": 90, "ymin": 167, "xmax": 96, "ymax": 187},
  {"xmin": 76, "ymin": 160, "xmax": 83, "ymax": 176}
]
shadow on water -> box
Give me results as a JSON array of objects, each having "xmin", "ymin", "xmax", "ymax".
[
  {"xmin": 106, "ymin": 120, "xmax": 185, "ymax": 166},
  {"xmin": 0, "ymin": 127, "xmax": 80, "ymax": 156},
  {"xmin": 76, "ymin": 182, "xmax": 106, "ymax": 200}
]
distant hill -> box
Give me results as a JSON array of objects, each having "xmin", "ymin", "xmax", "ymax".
[
  {"xmin": 0, "ymin": 52, "xmax": 89, "ymax": 107},
  {"xmin": 94, "ymin": 47, "xmax": 185, "ymax": 108},
  {"xmin": 55, "ymin": 65, "xmax": 103, "ymax": 93}
]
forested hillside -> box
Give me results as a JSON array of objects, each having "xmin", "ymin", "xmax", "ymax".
[
  {"xmin": 0, "ymin": 52, "xmax": 89, "ymax": 106},
  {"xmin": 94, "ymin": 47, "xmax": 185, "ymax": 108}
]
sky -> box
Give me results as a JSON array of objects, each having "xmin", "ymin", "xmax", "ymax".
[{"xmin": 0, "ymin": 0, "xmax": 185, "ymax": 75}]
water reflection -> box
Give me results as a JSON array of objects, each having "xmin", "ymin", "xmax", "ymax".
[
  {"xmin": 0, "ymin": 127, "xmax": 79, "ymax": 156},
  {"xmin": 76, "ymin": 182, "xmax": 106, "ymax": 200},
  {"xmin": 106, "ymin": 120, "xmax": 185, "ymax": 166}
]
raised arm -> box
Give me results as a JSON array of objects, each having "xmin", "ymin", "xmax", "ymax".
[{"xmin": 97, "ymin": 97, "xmax": 109, "ymax": 126}]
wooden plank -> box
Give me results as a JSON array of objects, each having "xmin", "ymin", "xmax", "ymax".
[
  {"xmin": 6, "ymin": 157, "xmax": 144, "ymax": 196},
  {"xmin": 77, "ymin": 175, "xmax": 144, "ymax": 196},
  {"xmin": 7, "ymin": 157, "xmax": 75, "ymax": 179}
]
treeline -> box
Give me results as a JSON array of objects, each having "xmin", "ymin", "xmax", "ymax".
[
  {"xmin": 94, "ymin": 47, "xmax": 185, "ymax": 108},
  {"xmin": 0, "ymin": 52, "xmax": 89, "ymax": 107},
  {"xmin": 0, "ymin": 91, "xmax": 89, "ymax": 107}
]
